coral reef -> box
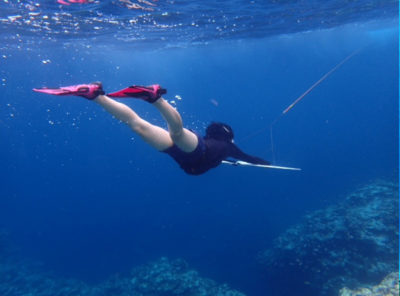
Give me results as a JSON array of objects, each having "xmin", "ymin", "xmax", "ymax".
[
  {"xmin": 130, "ymin": 257, "xmax": 245, "ymax": 296},
  {"xmin": 0, "ymin": 260, "xmax": 92, "ymax": 296},
  {"xmin": 259, "ymin": 180, "xmax": 399, "ymax": 296},
  {"xmin": 339, "ymin": 272, "xmax": 399, "ymax": 296},
  {"xmin": 0, "ymin": 255, "xmax": 245, "ymax": 296}
]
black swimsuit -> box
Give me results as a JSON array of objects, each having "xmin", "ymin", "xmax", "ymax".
[{"xmin": 162, "ymin": 133, "xmax": 270, "ymax": 175}]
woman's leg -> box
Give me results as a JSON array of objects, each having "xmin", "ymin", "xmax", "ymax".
[
  {"xmin": 93, "ymin": 95, "xmax": 173, "ymax": 151},
  {"xmin": 153, "ymin": 98, "xmax": 198, "ymax": 153}
]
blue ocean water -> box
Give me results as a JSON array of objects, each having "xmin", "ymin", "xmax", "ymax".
[{"xmin": 0, "ymin": 1, "xmax": 398, "ymax": 295}]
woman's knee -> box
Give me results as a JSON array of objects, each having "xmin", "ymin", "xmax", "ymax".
[{"xmin": 128, "ymin": 118, "xmax": 148, "ymax": 134}]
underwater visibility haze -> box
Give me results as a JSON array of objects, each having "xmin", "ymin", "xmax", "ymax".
[{"xmin": 0, "ymin": 0, "xmax": 398, "ymax": 295}]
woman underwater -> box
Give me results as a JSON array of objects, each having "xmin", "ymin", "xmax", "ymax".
[{"xmin": 34, "ymin": 82, "xmax": 270, "ymax": 175}]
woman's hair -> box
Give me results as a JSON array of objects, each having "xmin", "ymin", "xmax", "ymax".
[{"xmin": 205, "ymin": 122, "xmax": 234, "ymax": 142}]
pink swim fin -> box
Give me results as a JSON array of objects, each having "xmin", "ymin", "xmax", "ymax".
[
  {"xmin": 107, "ymin": 84, "xmax": 166, "ymax": 103},
  {"xmin": 33, "ymin": 82, "xmax": 104, "ymax": 100}
]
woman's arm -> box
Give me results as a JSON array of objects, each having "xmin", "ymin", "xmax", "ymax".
[{"xmin": 227, "ymin": 144, "xmax": 271, "ymax": 165}]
